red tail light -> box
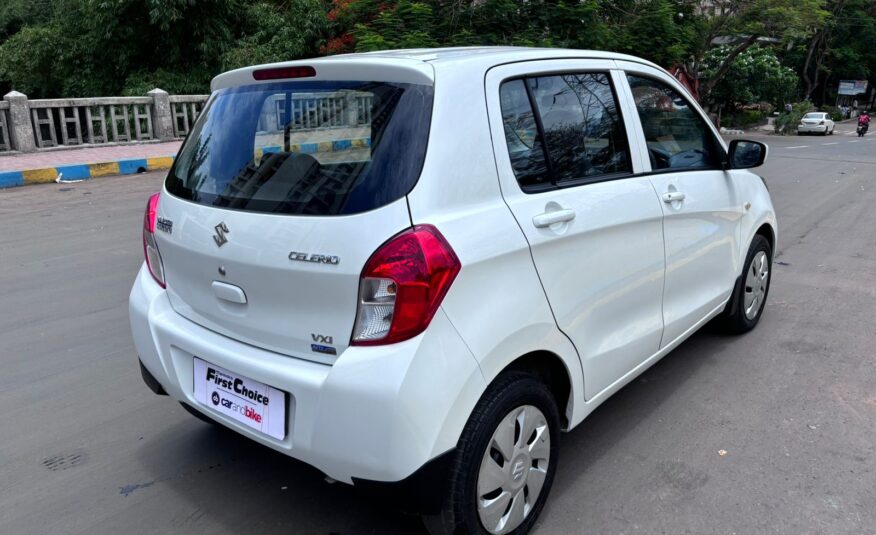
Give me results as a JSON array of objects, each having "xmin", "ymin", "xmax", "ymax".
[
  {"xmin": 351, "ymin": 225, "xmax": 461, "ymax": 346},
  {"xmin": 143, "ymin": 192, "xmax": 166, "ymax": 288}
]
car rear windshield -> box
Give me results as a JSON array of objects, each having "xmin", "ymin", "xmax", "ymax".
[
  {"xmin": 165, "ymin": 80, "xmax": 434, "ymax": 215},
  {"xmin": 803, "ymin": 113, "xmax": 824, "ymax": 119}
]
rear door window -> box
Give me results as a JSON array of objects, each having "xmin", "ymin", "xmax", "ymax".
[
  {"xmin": 498, "ymin": 72, "xmax": 632, "ymax": 192},
  {"xmin": 527, "ymin": 74, "xmax": 632, "ymax": 183},
  {"xmin": 166, "ymin": 81, "xmax": 434, "ymax": 215}
]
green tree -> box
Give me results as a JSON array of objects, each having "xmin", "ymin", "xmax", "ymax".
[
  {"xmin": 353, "ymin": 1, "xmax": 438, "ymax": 51},
  {"xmin": 0, "ymin": 0, "xmax": 248, "ymax": 96},
  {"xmin": 0, "ymin": 25, "xmax": 64, "ymax": 97},
  {"xmin": 702, "ymin": 45, "xmax": 799, "ymax": 111},
  {"xmin": 222, "ymin": 1, "xmax": 329, "ymax": 70},
  {"xmin": 445, "ymin": 0, "xmax": 605, "ymax": 49},
  {"xmin": 695, "ymin": 0, "xmax": 830, "ymax": 99},
  {"xmin": 792, "ymin": 0, "xmax": 876, "ymax": 104},
  {"xmin": 1, "ymin": 0, "xmax": 870, "ymax": 105},
  {"xmin": 0, "ymin": 0, "xmax": 54, "ymax": 41},
  {"xmin": 603, "ymin": 0, "xmax": 697, "ymax": 67}
]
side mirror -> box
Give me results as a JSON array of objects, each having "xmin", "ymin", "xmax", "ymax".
[{"xmin": 727, "ymin": 139, "xmax": 768, "ymax": 169}]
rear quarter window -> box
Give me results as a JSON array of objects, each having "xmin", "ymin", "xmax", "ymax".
[{"xmin": 166, "ymin": 80, "xmax": 434, "ymax": 215}]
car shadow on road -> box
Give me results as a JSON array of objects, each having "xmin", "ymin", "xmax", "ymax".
[
  {"xmin": 135, "ymin": 411, "xmax": 426, "ymax": 534},
  {"xmin": 540, "ymin": 321, "xmax": 737, "ymax": 526},
  {"xmin": 134, "ymin": 323, "xmax": 735, "ymax": 535}
]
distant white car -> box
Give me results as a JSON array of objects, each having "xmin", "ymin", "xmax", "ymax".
[
  {"xmin": 130, "ymin": 47, "xmax": 777, "ymax": 535},
  {"xmin": 798, "ymin": 112, "xmax": 835, "ymax": 135}
]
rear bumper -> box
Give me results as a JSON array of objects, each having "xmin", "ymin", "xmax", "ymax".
[
  {"xmin": 797, "ymin": 124, "xmax": 828, "ymax": 133},
  {"xmin": 129, "ymin": 264, "xmax": 486, "ymax": 484}
]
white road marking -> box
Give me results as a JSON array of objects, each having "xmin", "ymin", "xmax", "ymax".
[
  {"xmin": 786, "ymin": 145, "xmax": 809, "ymax": 149},
  {"xmin": 822, "ymin": 142, "xmax": 839, "ymax": 145},
  {"xmin": 848, "ymin": 140, "xmax": 859, "ymax": 143}
]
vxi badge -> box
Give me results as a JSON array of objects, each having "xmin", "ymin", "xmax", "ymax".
[{"xmin": 289, "ymin": 251, "xmax": 340, "ymax": 265}]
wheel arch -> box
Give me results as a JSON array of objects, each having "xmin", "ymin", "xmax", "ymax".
[
  {"xmin": 755, "ymin": 222, "xmax": 775, "ymax": 253},
  {"xmin": 495, "ymin": 350, "xmax": 574, "ymax": 429}
]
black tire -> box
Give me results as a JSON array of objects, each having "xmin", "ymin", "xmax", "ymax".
[
  {"xmin": 722, "ymin": 234, "xmax": 772, "ymax": 334},
  {"xmin": 424, "ymin": 372, "xmax": 561, "ymax": 535}
]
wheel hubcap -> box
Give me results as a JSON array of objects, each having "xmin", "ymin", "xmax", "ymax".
[
  {"xmin": 476, "ymin": 405, "xmax": 550, "ymax": 535},
  {"xmin": 744, "ymin": 251, "xmax": 769, "ymax": 320}
]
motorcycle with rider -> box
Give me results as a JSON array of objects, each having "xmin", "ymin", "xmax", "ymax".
[{"xmin": 858, "ymin": 111, "xmax": 870, "ymax": 136}]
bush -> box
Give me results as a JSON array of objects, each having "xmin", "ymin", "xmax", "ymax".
[
  {"xmin": 726, "ymin": 109, "xmax": 765, "ymax": 128},
  {"xmin": 820, "ymin": 105, "xmax": 844, "ymax": 122},
  {"xmin": 122, "ymin": 69, "xmax": 215, "ymax": 96},
  {"xmin": 775, "ymin": 102, "xmax": 814, "ymax": 135}
]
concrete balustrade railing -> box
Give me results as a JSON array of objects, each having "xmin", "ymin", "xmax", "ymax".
[
  {"xmin": 0, "ymin": 88, "xmax": 376, "ymax": 155},
  {"xmin": 167, "ymin": 94, "xmax": 208, "ymax": 137},
  {"xmin": 0, "ymin": 101, "xmax": 10, "ymax": 152},
  {"xmin": 0, "ymin": 89, "xmax": 209, "ymax": 153},
  {"xmin": 256, "ymin": 91, "xmax": 373, "ymax": 132}
]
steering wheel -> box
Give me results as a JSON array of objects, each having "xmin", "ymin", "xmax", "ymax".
[
  {"xmin": 648, "ymin": 147, "xmax": 672, "ymax": 169},
  {"xmin": 667, "ymin": 149, "xmax": 708, "ymax": 169}
]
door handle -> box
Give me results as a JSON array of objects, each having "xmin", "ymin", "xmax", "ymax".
[
  {"xmin": 662, "ymin": 191, "xmax": 686, "ymax": 203},
  {"xmin": 533, "ymin": 209, "xmax": 576, "ymax": 228}
]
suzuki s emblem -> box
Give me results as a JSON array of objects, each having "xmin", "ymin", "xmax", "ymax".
[
  {"xmin": 213, "ymin": 222, "xmax": 229, "ymax": 247},
  {"xmin": 512, "ymin": 460, "xmax": 526, "ymax": 480}
]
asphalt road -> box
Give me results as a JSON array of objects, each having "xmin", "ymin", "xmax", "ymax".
[{"xmin": 1, "ymin": 123, "xmax": 874, "ymax": 534}]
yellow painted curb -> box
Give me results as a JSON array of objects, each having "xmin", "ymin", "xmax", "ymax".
[
  {"xmin": 90, "ymin": 162, "xmax": 121, "ymax": 177},
  {"xmin": 22, "ymin": 168, "xmax": 58, "ymax": 184},
  {"xmin": 146, "ymin": 156, "xmax": 175, "ymax": 170}
]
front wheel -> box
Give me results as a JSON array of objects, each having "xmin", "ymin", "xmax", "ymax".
[
  {"xmin": 425, "ymin": 373, "xmax": 560, "ymax": 535},
  {"xmin": 722, "ymin": 234, "xmax": 772, "ymax": 334}
]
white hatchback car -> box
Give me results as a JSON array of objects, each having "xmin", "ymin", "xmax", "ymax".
[
  {"xmin": 130, "ymin": 47, "xmax": 776, "ymax": 534},
  {"xmin": 797, "ymin": 111, "xmax": 835, "ymax": 135}
]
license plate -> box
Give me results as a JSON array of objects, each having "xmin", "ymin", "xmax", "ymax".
[{"xmin": 192, "ymin": 358, "xmax": 287, "ymax": 440}]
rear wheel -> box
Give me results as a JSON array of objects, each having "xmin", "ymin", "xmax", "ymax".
[
  {"xmin": 425, "ymin": 373, "xmax": 560, "ymax": 535},
  {"xmin": 722, "ymin": 234, "xmax": 771, "ymax": 334}
]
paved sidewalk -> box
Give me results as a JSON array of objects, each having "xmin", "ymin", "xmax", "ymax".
[
  {"xmin": 0, "ymin": 141, "xmax": 181, "ymax": 188},
  {"xmin": 0, "ymin": 141, "xmax": 181, "ymax": 171}
]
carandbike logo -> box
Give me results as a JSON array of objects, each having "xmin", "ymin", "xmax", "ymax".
[
  {"xmin": 211, "ymin": 390, "xmax": 264, "ymax": 424},
  {"xmin": 205, "ymin": 367, "xmax": 270, "ymax": 406}
]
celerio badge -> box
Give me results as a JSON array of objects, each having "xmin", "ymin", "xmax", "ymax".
[{"xmin": 288, "ymin": 251, "xmax": 340, "ymax": 265}]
